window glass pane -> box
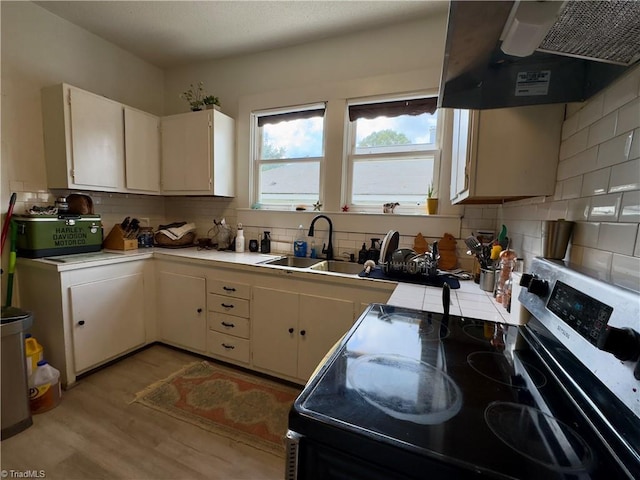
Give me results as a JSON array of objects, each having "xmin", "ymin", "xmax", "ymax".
[
  {"xmin": 354, "ymin": 112, "xmax": 437, "ymax": 154},
  {"xmin": 259, "ymin": 162, "xmax": 320, "ymax": 204},
  {"xmin": 351, "ymin": 156, "xmax": 434, "ymax": 205},
  {"xmin": 260, "ymin": 117, "xmax": 324, "ymax": 159}
]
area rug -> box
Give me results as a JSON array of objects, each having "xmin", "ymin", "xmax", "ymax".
[{"xmin": 131, "ymin": 361, "xmax": 301, "ymax": 456}]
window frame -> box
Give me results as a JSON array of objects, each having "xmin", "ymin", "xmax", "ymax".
[
  {"xmin": 343, "ymin": 94, "xmax": 442, "ymax": 214},
  {"xmin": 251, "ymin": 103, "xmax": 326, "ymax": 209}
]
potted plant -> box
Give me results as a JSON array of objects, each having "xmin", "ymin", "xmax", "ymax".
[
  {"xmin": 203, "ymin": 95, "xmax": 220, "ymax": 110},
  {"xmin": 426, "ymin": 183, "xmax": 438, "ymax": 214},
  {"xmin": 180, "ymin": 82, "xmax": 205, "ymax": 111}
]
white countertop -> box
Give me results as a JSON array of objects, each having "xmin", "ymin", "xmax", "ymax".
[{"xmin": 22, "ymin": 247, "xmax": 519, "ymax": 325}]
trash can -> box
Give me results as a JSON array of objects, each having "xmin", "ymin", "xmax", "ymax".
[{"xmin": 1, "ymin": 306, "xmax": 34, "ymax": 439}]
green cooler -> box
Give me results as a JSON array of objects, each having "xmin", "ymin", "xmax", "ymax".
[{"xmin": 14, "ymin": 214, "xmax": 103, "ymax": 258}]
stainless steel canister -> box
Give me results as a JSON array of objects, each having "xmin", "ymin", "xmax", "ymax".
[{"xmin": 541, "ymin": 219, "xmax": 575, "ymax": 259}]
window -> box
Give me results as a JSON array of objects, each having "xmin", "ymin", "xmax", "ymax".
[
  {"xmin": 253, "ymin": 104, "xmax": 325, "ymax": 207},
  {"xmin": 346, "ymin": 96, "xmax": 440, "ymax": 210}
]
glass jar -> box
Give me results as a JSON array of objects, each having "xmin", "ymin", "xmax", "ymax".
[{"xmin": 495, "ymin": 249, "xmax": 517, "ymax": 304}]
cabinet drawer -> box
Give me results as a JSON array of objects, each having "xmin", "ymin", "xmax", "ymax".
[
  {"xmin": 208, "ymin": 294, "xmax": 249, "ymax": 318},
  {"xmin": 208, "ymin": 279, "xmax": 250, "ymax": 299},
  {"xmin": 208, "ymin": 312, "xmax": 250, "ymax": 339},
  {"xmin": 207, "ymin": 331, "xmax": 250, "ymax": 364}
]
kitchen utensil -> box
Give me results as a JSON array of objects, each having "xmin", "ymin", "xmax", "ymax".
[
  {"xmin": 479, "ymin": 268, "xmax": 496, "ymax": 292},
  {"xmin": 413, "ymin": 233, "xmax": 428, "ymax": 254},
  {"xmin": 363, "ymin": 260, "xmax": 376, "ymax": 276},
  {"xmin": 5, "ymin": 221, "xmax": 18, "ymax": 306},
  {"xmin": 464, "ymin": 235, "xmax": 481, "ymax": 255}
]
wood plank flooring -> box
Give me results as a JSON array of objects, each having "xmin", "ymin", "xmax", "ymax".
[{"xmin": 0, "ymin": 345, "xmax": 285, "ymax": 479}]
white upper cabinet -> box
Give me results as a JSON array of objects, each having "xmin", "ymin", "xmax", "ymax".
[
  {"xmin": 42, "ymin": 83, "xmax": 163, "ymax": 194},
  {"xmin": 42, "ymin": 84, "xmax": 125, "ymax": 191},
  {"xmin": 124, "ymin": 107, "xmax": 161, "ymax": 193},
  {"xmin": 450, "ymin": 104, "xmax": 564, "ymax": 204},
  {"xmin": 161, "ymin": 109, "xmax": 235, "ymax": 196}
]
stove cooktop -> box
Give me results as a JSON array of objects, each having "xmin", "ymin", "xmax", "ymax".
[{"xmin": 290, "ymin": 303, "xmax": 634, "ymax": 479}]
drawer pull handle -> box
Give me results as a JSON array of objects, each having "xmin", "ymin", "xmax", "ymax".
[
  {"xmin": 300, "ymin": 330, "xmax": 306, "ymax": 336},
  {"xmin": 223, "ymin": 286, "xmax": 236, "ymax": 292},
  {"xmin": 221, "ymin": 343, "xmax": 235, "ymax": 350},
  {"xmin": 78, "ymin": 320, "xmax": 85, "ymax": 326},
  {"xmin": 221, "ymin": 321, "xmax": 235, "ymax": 328},
  {"xmin": 221, "ymin": 303, "xmax": 234, "ymax": 309}
]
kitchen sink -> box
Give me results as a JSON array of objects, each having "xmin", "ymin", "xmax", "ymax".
[
  {"xmin": 309, "ymin": 260, "xmax": 363, "ymax": 275},
  {"xmin": 261, "ymin": 256, "xmax": 324, "ymax": 268}
]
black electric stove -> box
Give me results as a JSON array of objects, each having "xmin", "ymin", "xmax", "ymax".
[{"xmin": 287, "ymin": 259, "xmax": 640, "ymax": 479}]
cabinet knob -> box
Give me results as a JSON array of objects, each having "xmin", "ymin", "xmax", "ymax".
[
  {"xmin": 288, "ymin": 328, "xmax": 294, "ymax": 334},
  {"xmin": 78, "ymin": 320, "xmax": 85, "ymax": 326},
  {"xmin": 197, "ymin": 308, "xmax": 203, "ymax": 313},
  {"xmin": 300, "ymin": 330, "xmax": 306, "ymax": 336}
]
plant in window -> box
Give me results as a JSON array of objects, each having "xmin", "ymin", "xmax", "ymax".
[
  {"xmin": 427, "ymin": 183, "xmax": 435, "ymax": 199},
  {"xmin": 426, "ymin": 183, "xmax": 438, "ymax": 215}
]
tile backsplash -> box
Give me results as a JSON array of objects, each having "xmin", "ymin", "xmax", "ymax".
[{"xmin": 500, "ymin": 65, "xmax": 640, "ymax": 292}]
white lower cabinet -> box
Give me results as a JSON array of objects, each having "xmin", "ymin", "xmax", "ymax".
[
  {"xmin": 157, "ymin": 270, "xmax": 206, "ymax": 352},
  {"xmin": 251, "ymin": 286, "xmax": 355, "ymax": 382},
  {"xmin": 70, "ymin": 273, "xmax": 145, "ymax": 372},
  {"xmin": 17, "ymin": 259, "xmax": 155, "ymax": 387}
]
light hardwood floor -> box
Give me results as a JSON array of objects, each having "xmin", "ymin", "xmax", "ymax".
[{"xmin": 1, "ymin": 345, "xmax": 285, "ymax": 479}]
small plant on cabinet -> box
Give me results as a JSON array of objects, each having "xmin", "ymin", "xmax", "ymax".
[{"xmin": 180, "ymin": 82, "xmax": 205, "ymax": 111}]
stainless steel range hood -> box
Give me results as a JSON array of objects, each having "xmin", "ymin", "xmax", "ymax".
[{"xmin": 438, "ymin": 1, "xmax": 640, "ymax": 110}]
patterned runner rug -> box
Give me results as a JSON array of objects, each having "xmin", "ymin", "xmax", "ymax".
[{"xmin": 131, "ymin": 361, "xmax": 301, "ymax": 456}]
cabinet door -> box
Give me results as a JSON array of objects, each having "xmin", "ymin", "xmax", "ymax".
[
  {"xmin": 298, "ymin": 294, "xmax": 354, "ymax": 380},
  {"xmin": 68, "ymin": 87, "xmax": 124, "ymax": 189},
  {"xmin": 161, "ymin": 111, "xmax": 212, "ymax": 194},
  {"xmin": 157, "ymin": 271, "xmax": 206, "ymax": 351},
  {"xmin": 70, "ymin": 273, "xmax": 145, "ymax": 372},
  {"xmin": 251, "ymin": 286, "xmax": 299, "ymax": 378},
  {"xmin": 124, "ymin": 107, "xmax": 160, "ymax": 193}
]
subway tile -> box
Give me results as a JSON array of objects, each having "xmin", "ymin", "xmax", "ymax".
[
  {"xmin": 588, "ymin": 193, "xmax": 621, "ymax": 221},
  {"xmin": 620, "ymin": 191, "xmax": 640, "ymax": 223},
  {"xmin": 609, "ymin": 159, "xmax": 640, "ymax": 193},
  {"xmin": 611, "ymin": 254, "xmax": 640, "ymax": 292},
  {"xmin": 636, "ymin": 231, "xmax": 640, "ymax": 257},
  {"xmin": 580, "ymin": 168, "xmax": 610, "ymax": 197},
  {"xmin": 631, "ymin": 128, "xmax": 640, "ymax": 161},
  {"xmin": 587, "ymin": 111, "xmax": 618, "ymax": 148},
  {"xmin": 617, "ymin": 98, "xmax": 640, "ymax": 134},
  {"xmin": 577, "ymin": 94, "xmax": 604, "ymax": 130},
  {"xmin": 562, "ymin": 114, "xmax": 579, "ymax": 140},
  {"xmin": 567, "ymin": 198, "xmax": 591, "ymax": 222},
  {"xmin": 557, "ymin": 147, "xmax": 598, "ymax": 180},
  {"xmin": 561, "ymin": 176, "xmax": 582, "ymax": 200},
  {"xmin": 580, "ymin": 247, "xmax": 613, "ymax": 277},
  {"xmin": 559, "ymin": 128, "xmax": 589, "ymax": 160},
  {"xmin": 568, "ymin": 244, "xmax": 584, "ymax": 264},
  {"xmin": 597, "ymin": 131, "xmax": 635, "ymax": 168},
  {"xmin": 545, "ymin": 200, "xmax": 569, "ymax": 220},
  {"xmin": 572, "ymin": 222, "xmax": 600, "ymax": 248},
  {"xmin": 603, "ymin": 68, "xmax": 640, "ymax": 116},
  {"xmin": 553, "ymin": 181, "xmax": 563, "ymax": 201},
  {"xmin": 597, "ymin": 223, "xmax": 637, "ymax": 255}
]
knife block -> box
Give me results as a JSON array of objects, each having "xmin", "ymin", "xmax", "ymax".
[{"xmin": 103, "ymin": 224, "xmax": 138, "ymax": 251}]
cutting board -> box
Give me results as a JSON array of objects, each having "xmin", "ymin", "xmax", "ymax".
[
  {"xmin": 413, "ymin": 233, "xmax": 428, "ymax": 254},
  {"xmin": 437, "ymin": 233, "xmax": 458, "ymax": 270}
]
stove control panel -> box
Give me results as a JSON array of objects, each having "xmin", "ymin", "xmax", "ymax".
[
  {"xmin": 547, "ymin": 280, "xmax": 613, "ymax": 347},
  {"xmin": 519, "ymin": 258, "xmax": 640, "ymax": 417}
]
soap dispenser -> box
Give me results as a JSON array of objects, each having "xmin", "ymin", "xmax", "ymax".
[
  {"xmin": 358, "ymin": 243, "xmax": 368, "ymax": 264},
  {"xmin": 235, "ymin": 223, "xmax": 244, "ymax": 252},
  {"xmin": 261, "ymin": 231, "xmax": 271, "ymax": 254}
]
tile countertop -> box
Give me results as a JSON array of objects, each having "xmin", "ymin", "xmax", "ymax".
[{"xmin": 25, "ymin": 247, "xmax": 520, "ymax": 325}]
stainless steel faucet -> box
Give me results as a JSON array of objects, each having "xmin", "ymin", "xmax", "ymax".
[{"xmin": 308, "ymin": 215, "xmax": 333, "ymax": 260}]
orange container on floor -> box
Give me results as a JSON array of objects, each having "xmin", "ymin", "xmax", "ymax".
[{"xmin": 29, "ymin": 360, "xmax": 61, "ymax": 414}]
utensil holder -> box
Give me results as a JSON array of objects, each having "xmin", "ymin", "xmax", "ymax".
[{"xmin": 479, "ymin": 268, "xmax": 496, "ymax": 292}]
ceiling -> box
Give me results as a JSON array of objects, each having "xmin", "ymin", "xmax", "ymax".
[{"xmin": 35, "ymin": 1, "xmax": 449, "ymax": 69}]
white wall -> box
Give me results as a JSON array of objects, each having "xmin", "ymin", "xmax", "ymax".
[
  {"xmin": 501, "ymin": 65, "xmax": 640, "ymax": 291},
  {"xmin": 0, "ymin": 1, "xmax": 167, "ymax": 227}
]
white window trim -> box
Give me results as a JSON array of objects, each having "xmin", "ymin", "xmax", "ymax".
[
  {"xmin": 343, "ymin": 95, "xmax": 442, "ymax": 215},
  {"xmin": 251, "ymin": 103, "xmax": 326, "ymax": 209}
]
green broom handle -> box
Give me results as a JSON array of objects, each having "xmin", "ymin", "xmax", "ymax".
[{"xmin": 5, "ymin": 219, "xmax": 18, "ymax": 307}]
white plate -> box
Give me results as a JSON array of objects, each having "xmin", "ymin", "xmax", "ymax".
[{"xmin": 378, "ymin": 230, "xmax": 398, "ymax": 265}]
